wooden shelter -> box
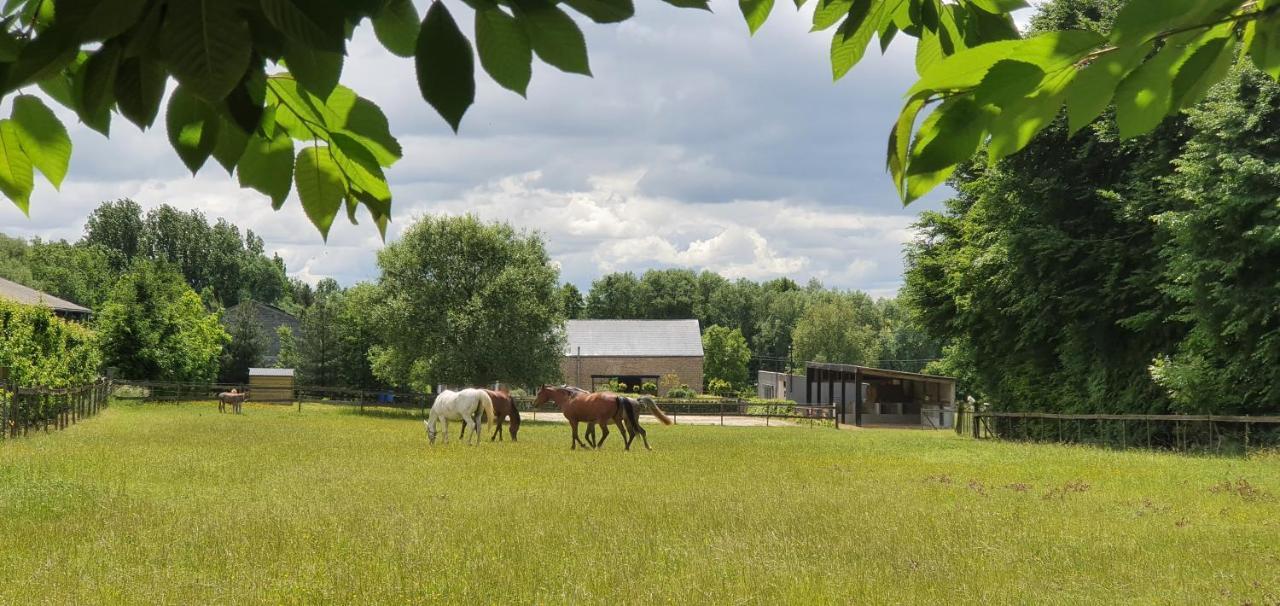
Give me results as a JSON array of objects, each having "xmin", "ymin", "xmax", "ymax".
[
  {"xmin": 804, "ymin": 362, "xmax": 956, "ymax": 428},
  {"xmin": 248, "ymin": 368, "xmax": 295, "ymax": 402}
]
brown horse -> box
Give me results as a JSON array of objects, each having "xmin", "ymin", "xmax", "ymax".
[
  {"xmin": 533, "ymin": 385, "xmax": 672, "ymax": 450},
  {"xmin": 218, "ymin": 389, "xmax": 248, "ymax": 414},
  {"xmin": 456, "ymin": 388, "xmax": 521, "ymax": 442}
]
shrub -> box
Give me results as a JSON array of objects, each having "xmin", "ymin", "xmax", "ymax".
[
  {"xmin": 667, "ymin": 384, "xmax": 695, "ymax": 399},
  {"xmin": 659, "ymin": 373, "xmax": 681, "ymax": 394},
  {"xmin": 640, "ymin": 381, "xmax": 658, "ymax": 395},
  {"xmin": 0, "ymin": 300, "xmax": 101, "ymax": 387},
  {"xmin": 707, "ymin": 378, "xmax": 734, "ymax": 397}
]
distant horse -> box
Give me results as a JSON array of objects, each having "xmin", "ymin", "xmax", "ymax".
[
  {"xmin": 457, "ymin": 388, "xmax": 520, "ymax": 442},
  {"xmin": 218, "ymin": 389, "xmax": 248, "ymax": 414},
  {"xmin": 426, "ymin": 388, "xmax": 495, "ymax": 445},
  {"xmin": 533, "ymin": 385, "xmax": 672, "ymax": 450}
]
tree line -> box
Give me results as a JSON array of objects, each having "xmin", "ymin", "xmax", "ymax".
[{"xmin": 902, "ymin": 0, "xmax": 1280, "ymax": 416}]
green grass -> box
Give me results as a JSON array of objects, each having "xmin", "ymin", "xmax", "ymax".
[{"xmin": 2, "ymin": 402, "xmax": 1278, "ymax": 604}]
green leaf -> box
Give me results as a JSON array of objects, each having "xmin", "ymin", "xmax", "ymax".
[
  {"xmin": 238, "ymin": 130, "xmax": 294, "ymax": 209},
  {"xmin": 908, "ymin": 96, "xmax": 992, "ymax": 176},
  {"xmin": 810, "ymin": 0, "xmax": 852, "ymax": 33},
  {"xmin": 910, "ymin": 30, "xmax": 1104, "ymax": 96},
  {"xmin": 1251, "ymin": 14, "xmax": 1280, "ymax": 79},
  {"xmin": 476, "ymin": 7, "xmax": 533, "ymax": 97},
  {"xmin": 1169, "ymin": 35, "xmax": 1233, "ymax": 115},
  {"xmin": 831, "ymin": 0, "xmax": 886, "ymax": 81},
  {"xmin": 57, "ymin": 0, "xmax": 149, "ymax": 42},
  {"xmin": 1113, "ymin": 29, "xmax": 1229, "ymax": 139},
  {"xmin": 373, "ymin": 0, "xmax": 420, "ymax": 57},
  {"xmin": 887, "ymin": 96, "xmax": 926, "ymax": 201},
  {"xmin": 331, "ymin": 132, "xmax": 391, "ymax": 204},
  {"xmin": 659, "ymin": 0, "xmax": 711, "ymax": 8},
  {"xmin": 6, "ymin": 28, "xmax": 77, "ymax": 91},
  {"xmin": 70, "ymin": 52, "xmax": 113, "ymax": 136},
  {"xmin": 0, "ymin": 120, "xmax": 34, "ymax": 215},
  {"xmin": 986, "ymin": 70, "xmax": 1073, "ymax": 162},
  {"xmin": 114, "ymin": 57, "xmax": 167, "ymax": 129},
  {"xmin": 166, "ymin": 86, "xmax": 222, "ymax": 174},
  {"xmin": 416, "ymin": 1, "xmax": 476, "ymax": 132},
  {"xmin": 283, "ymin": 40, "xmax": 344, "ymax": 100},
  {"xmin": 517, "ymin": 2, "xmax": 592, "ymax": 76},
  {"xmin": 10, "ymin": 95, "xmax": 71, "ymax": 189},
  {"xmin": 973, "ymin": 59, "xmax": 1044, "ymax": 109},
  {"xmin": 740, "ymin": 0, "xmax": 775, "ymax": 34},
  {"xmin": 1064, "ymin": 42, "xmax": 1149, "ymax": 134},
  {"xmin": 211, "ymin": 118, "xmax": 249, "ymax": 175},
  {"xmin": 160, "ymin": 0, "xmax": 252, "ymax": 103},
  {"xmin": 967, "ymin": 0, "xmax": 1027, "ymax": 13},
  {"xmin": 260, "ymin": 0, "xmax": 346, "ymax": 53},
  {"xmin": 331, "ymin": 99, "xmax": 402, "ymax": 166},
  {"xmin": 1110, "ymin": 0, "xmax": 1237, "ymax": 45},
  {"xmin": 80, "ymin": 44, "xmax": 122, "ymax": 119},
  {"xmin": 565, "ymin": 0, "xmax": 635, "ymax": 24},
  {"xmin": 295, "ymin": 145, "xmax": 345, "ymax": 239}
]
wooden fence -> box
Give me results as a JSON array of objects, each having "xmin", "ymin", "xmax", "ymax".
[
  {"xmin": 1, "ymin": 379, "xmax": 112, "ymax": 440},
  {"xmin": 956, "ymin": 406, "xmax": 1280, "ymax": 455}
]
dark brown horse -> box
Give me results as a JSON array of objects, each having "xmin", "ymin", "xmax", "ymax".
[
  {"xmin": 456, "ymin": 388, "xmax": 521, "ymax": 441},
  {"xmin": 533, "ymin": 385, "xmax": 672, "ymax": 450}
]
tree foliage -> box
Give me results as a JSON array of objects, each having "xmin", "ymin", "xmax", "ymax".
[
  {"xmin": 0, "ymin": 299, "xmax": 100, "ymax": 387},
  {"xmin": 2, "ymin": 0, "xmax": 1265, "ymax": 230},
  {"xmin": 702, "ymin": 324, "xmax": 751, "ymax": 389},
  {"xmin": 98, "ymin": 261, "xmax": 228, "ymax": 382},
  {"xmin": 791, "ymin": 295, "xmax": 882, "ymax": 367},
  {"xmin": 219, "ymin": 306, "xmax": 266, "ymax": 383},
  {"xmin": 369, "ymin": 214, "xmax": 564, "ymax": 389}
]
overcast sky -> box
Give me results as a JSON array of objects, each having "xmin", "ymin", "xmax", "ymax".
[{"xmin": 0, "ymin": 2, "xmax": 971, "ymax": 298}]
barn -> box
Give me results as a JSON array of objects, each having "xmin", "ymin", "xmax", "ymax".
[
  {"xmin": 248, "ymin": 368, "xmax": 295, "ymax": 402},
  {"xmin": 222, "ymin": 300, "xmax": 301, "ymax": 366},
  {"xmin": 561, "ymin": 319, "xmax": 704, "ymax": 395}
]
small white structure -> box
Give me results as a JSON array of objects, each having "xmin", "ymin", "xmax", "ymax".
[{"xmin": 248, "ymin": 368, "xmax": 295, "ymax": 402}]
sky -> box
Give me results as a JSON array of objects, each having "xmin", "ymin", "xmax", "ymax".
[{"xmin": 0, "ymin": 2, "xmax": 970, "ymax": 298}]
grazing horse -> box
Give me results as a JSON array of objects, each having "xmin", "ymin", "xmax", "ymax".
[
  {"xmin": 457, "ymin": 389, "xmax": 521, "ymax": 442},
  {"xmin": 218, "ymin": 389, "xmax": 248, "ymax": 414},
  {"xmin": 426, "ymin": 388, "xmax": 495, "ymax": 445},
  {"xmin": 533, "ymin": 385, "xmax": 673, "ymax": 450}
]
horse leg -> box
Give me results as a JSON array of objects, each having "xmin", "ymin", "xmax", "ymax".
[
  {"xmin": 570, "ymin": 420, "xmax": 581, "ymax": 450},
  {"xmin": 464, "ymin": 413, "xmax": 479, "ymax": 445},
  {"xmin": 491, "ymin": 415, "xmax": 503, "ymax": 442},
  {"xmin": 612, "ymin": 417, "xmax": 629, "ymax": 451},
  {"xmin": 585, "ymin": 423, "xmax": 597, "ymax": 448},
  {"xmin": 597, "ymin": 422, "xmax": 610, "ymax": 449},
  {"xmin": 633, "ymin": 422, "xmax": 652, "ymax": 450}
]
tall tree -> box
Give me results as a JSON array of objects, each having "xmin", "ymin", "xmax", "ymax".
[
  {"xmin": 637, "ymin": 269, "xmax": 698, "ymax": 319},
  {"xmin": 276, "ymin": 326, "xmax": 299, "ymax": 370},
  {"xmin": 298, "ymin": 288, "xmax": 341, "ymax": 386},
  {"xmin": 702, "ymin": 325, "xmax": 751, "ymax": 390},
  {"xmin": 584, "ymin": 272, "xmax": 641, "ymax": 319},
  {"xmin": 370, "ymin": 215, "xmax": 564, "ymax": 389},
  {"xmin": 219, "ymin": 311, "xmax": 266, "ymax": 384},
  {"xmin": 84, "ymin": 199, "xmax": 144, "ymax": 271},
  {"xmin": 99, "ymin": 261, "xmax": 228, "ymax": 382},
  {"xmin": 559, "ymin": 284, "xmax": 585, "ymax": 319},
  {"xmin": 791, "ymin": 298, "xmax": 881, "ymax": 367}
]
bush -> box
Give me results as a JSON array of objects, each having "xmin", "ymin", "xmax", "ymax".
[
  {"xmin": 659, "ymin": 373, "xmax": 681, "ymax": 394},
  {"xmin": 640, "ymin": 381, "xmax": 658, "ymax": 395},
  {"xmin": 0, "ymin": 300, "xmax": 101, "ymax": 387},
  {"xmin": 667, "ymin": 384, "xmax": 695, "ymax": 399},
  {"xmin": 707, "ymin": 378, "xmax": 734, "ymax": 397}
]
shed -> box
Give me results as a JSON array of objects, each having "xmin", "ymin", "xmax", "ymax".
[
  {"xmin": 804, "ymin": 362, "xmax": 956, "ymax": 428},
  {"xmin": 561, "ymin": 319, "xmax": 704, "ymax": 395},
  {"xmin": 0, "ymin": 276, "xmax": 92, "ymax": 321},
  {"xmin": 249, "ymin": 368, "xmax": 295, "ymax": 402}
]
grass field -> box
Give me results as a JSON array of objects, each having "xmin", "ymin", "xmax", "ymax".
[{"xmin": 2, "ymin": 402, "xmax": 1278, "ymax": 605}]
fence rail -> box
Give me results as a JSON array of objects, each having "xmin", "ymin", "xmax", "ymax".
[
  {"xmin": 956, "ymin": 407, "xmax": 1280, "ymax": 455},
  {"xmin": 1, "ymin": 379, "xmax": 112, "ymax": 440},
  {"xmin": 113, "ymin": 380, "xmax": 838, "ymax": 427}
]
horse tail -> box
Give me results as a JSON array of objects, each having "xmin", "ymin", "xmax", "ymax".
[
  {"xmin": 621, "ymin": 396, "xmax": 641, "ymax": 433},
  {"xmin": 478, "ymin": 389, "xmax": 496, "ymax": 428},
  {"xmin": 639, "ymin": 395, "xmax": 673, "ymax": 425}
]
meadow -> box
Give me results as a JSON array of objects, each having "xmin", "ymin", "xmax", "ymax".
[{"xmin": 1, "ymin": 402, "xmax": 1277, "ymax": 605}]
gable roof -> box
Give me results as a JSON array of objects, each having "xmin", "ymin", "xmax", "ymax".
[
  {"xmin": 223, "ymin": 300, "xmax": 301, "ymax": 364},
  {"xmin": 564, "ymin": 319, "xmax": 703, "ymax": 357},
  {"xmin": 0, "ymin": 276, "xmax": 91, "ymax": 315}
]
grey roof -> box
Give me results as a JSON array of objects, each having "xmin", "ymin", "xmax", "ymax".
[
  {"xmin": 564, "ymin": 319, "xmax": 703, "ymax": 357},
  {"xmin": 249, "ymin": 368, "xmax": 295, "ymax": 377},
  {"xmin": 0, "ymin": 276, "xmax": 91, "ymax": 314},
  {"xmin": 223, "ymin": 300, "xmax": 301, "ymax": 365}
]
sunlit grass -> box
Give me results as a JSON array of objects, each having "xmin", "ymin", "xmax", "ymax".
[{"xmin": 2, "ymin": 402, "xmax": 1278, "ymax": 604}]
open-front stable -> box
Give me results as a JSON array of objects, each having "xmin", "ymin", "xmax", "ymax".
[{"xmin": 804, "ymin": 363, "xmax": 956, "ymax": 428}]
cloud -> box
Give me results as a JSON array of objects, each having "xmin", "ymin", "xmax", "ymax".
[{"xmin": 0, "ymin": 2, "xmax": 946, "ymax": 298}]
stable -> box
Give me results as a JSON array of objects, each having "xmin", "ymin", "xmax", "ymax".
[
  {"xmin": 804, "ymin": 362, "xmax": 956, "ymax": 428},
  {"xmin": 561, "ymin": 319, "xmax": 704, "ymax": 395},
  {"xmin": 248, "ymin": 368, "xmax": 295, "ymax": 402},
  {"xmin": 0, "ymin": 276, "xmax": 91, "ymax": 321}
]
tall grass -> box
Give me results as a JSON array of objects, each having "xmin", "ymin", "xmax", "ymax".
[{"xmin": 1, "ymin": 402, "xmax": 1277, "ymax": 604}]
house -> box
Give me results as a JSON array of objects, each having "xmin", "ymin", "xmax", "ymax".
[
  {"xmin": 0, "ymin": 276, "xmax": 91, "ymax": 321},
  {"xmin": 222, "ymin": 300, "xmax": 301, "ymax": 366},
  {"xmin": 561, "ymin": 319, "xmax": 704, "ymax": 395}
]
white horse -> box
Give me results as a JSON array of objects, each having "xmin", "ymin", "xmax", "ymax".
[{"xmin": 425, "ymin": 388, "xmax": 495, "ymax": 445}]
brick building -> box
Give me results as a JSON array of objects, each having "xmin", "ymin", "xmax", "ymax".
[{"xmin": 561, "ymin": 319, "xmax": 704, "ymax": 395}]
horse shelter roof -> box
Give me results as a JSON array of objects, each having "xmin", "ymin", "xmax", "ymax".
[
  {"xmin": 563, "ymin": 319, "xmax": 704, "ymax": 357},
  {"xmin": 0, "ymin": 276, "xmax": 91, "ymax": 315}
]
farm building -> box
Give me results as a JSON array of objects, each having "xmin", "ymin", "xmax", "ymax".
[
  {"xmin": 801, "ymin": 363, "xmax": 957, "ymax": 428},
  {"xmin": 248, "ymin": 368, "xmax": 295, "ymax": 402},
  {"xmin": 0, "ymin": 276, "xmax": 91, "ymax": 321},
  {"xmin": 756, "ymin": 370, "xmax": 805, "ymax": 402},
  {"xmin": 222, "ymin": 300, "xmax": 301, "ymax": 366},
  {"xmin": 561, "ymin": 319, "xmax": 704, "ymax": 395}
]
